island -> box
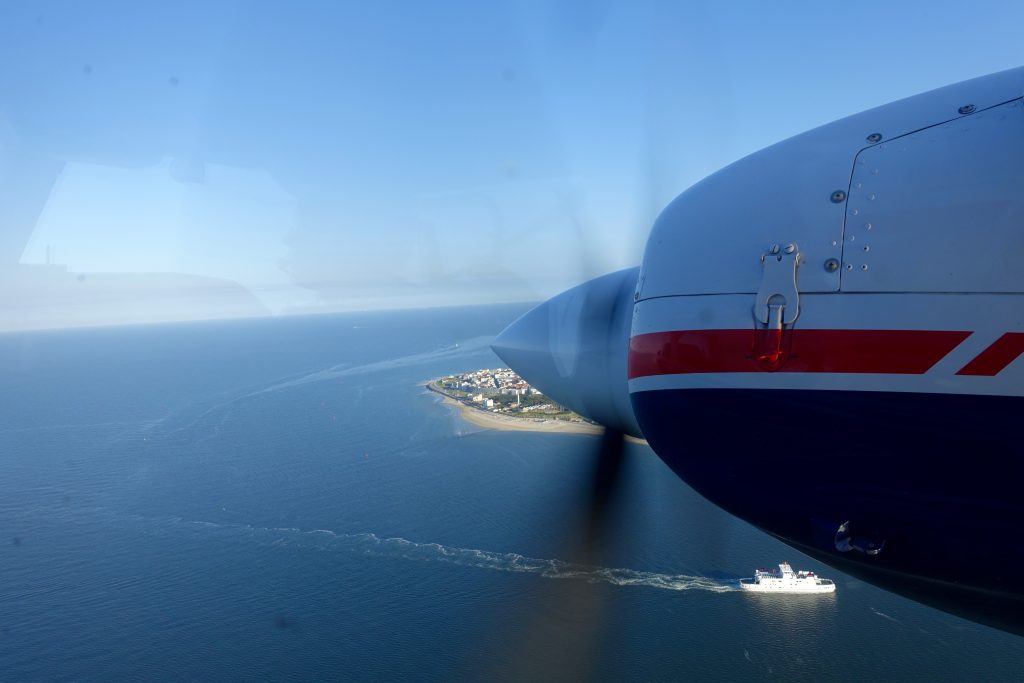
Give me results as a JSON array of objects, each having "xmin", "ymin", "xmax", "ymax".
[{"xmin": 427, "ymin": 368, "xmax": 603, "ymax": 435}]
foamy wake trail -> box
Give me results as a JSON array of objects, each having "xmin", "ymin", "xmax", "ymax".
[
  {"xmin": 248, "ymin": 336, "xmax": 495, "ymax": 397},
  {"xmin": 188, "ymin": 520, "xmax": 738, "ymax": 593},
  {"xmin": 149, "ymin": 336, "xmax": 494, "ymax": 438}
]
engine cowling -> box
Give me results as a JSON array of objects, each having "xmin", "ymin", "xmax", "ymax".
[{"xmin": 494, "ymin": 66, "xmax": 1024, "ymax": 635}]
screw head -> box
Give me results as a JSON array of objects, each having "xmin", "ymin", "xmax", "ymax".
[
  {"xmin": 958, "ymin": 104, "xmax": 976, "ymax": 115},
  {"xmin": 769, "ymin": 244, "xmax": 780, "ymax": 255},
  {"xmin": 831, "ymin": 190, "xmax": 847, "ymax": 203},
  {"xmin": 824, "ymin": 258, "xmax": 840, "ymax": 273},
  {"xmin": 866, "ymin": 133, "xmax": 882, "ymax": 143},
  {"xmin": 783, "ymin": 243, "xmax": 796, "ymax": 254}
]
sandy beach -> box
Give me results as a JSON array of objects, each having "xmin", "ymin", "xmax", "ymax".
[
  {"xmin": 428, "ymin": 383, "xmax": 648, "ymax": 444},
  {"xmin": 429, "ymin": 386, "xmax": 604, "ymax": 436}
]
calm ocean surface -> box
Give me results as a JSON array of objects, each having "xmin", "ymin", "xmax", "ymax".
[{"xmin": 1, "ymin": 304, "xmax": 1022, "ymax": 681}]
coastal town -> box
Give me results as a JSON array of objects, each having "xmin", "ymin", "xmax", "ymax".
[{"xmin": 428, "ymin": 368, "xmax": 593, "ymax": 425}]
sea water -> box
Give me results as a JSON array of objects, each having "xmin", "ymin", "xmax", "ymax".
[{"xmin": 1, "ymin": 305, "xmax": 1022, "ymax": 681}]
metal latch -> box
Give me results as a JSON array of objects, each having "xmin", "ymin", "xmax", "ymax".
[{"xmin": 752, "ymin": 243, "xmax": 800, "ymax": 370}]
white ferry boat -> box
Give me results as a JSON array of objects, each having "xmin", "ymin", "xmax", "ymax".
[{"xmin": 739, "ymin": 562, "xmax": 836, "ymax": 593}]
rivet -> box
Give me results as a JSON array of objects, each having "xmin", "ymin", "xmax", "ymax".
[
  {"xmin": 831, "ymin": 190, "xmax": 847, "ymax": 203},
  {"xmin": 866, "ymin": 133, "xmax": 882, "ymax": 143},
  {"xmin": 824, "ymin": 258, "xmax": 840, "ymax": 272},
  {"xmin": 783, "ymin": 243, "xmax": 796, "ymax": 254},
  {"xmin": 845, "ymin": 263, "xmax": 853, "ymax": 270},
  {"xmin": 861, "ymin": 264, "xmax": 869, "ymax": 271},
  {"xmin": 864, "ymin": 223, "xmax": 872, "ymax": 230},
  {"xmin": 862, "ymin": 245, "xmax": 870, "ymax": 252},
  {"xmin": 958, "ymin": 104, "xmax": 976, "ymax": 115}
]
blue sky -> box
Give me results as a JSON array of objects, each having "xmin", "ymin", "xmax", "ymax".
[{"xmin": 1, "ymin": 1, "xmax": 1023, "ymax": 327}]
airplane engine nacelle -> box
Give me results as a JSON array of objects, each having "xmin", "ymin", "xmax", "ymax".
[
  {"xmin": 630, "ymin": 67, "xmax": 1024, "ymax": 634},
  {"xmin": 494, "ymin": 66, "xmax": 1024, "ymax": 634}
]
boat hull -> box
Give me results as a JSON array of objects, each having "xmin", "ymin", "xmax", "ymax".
[{"xmin": 739, "ymin": 581, "xmax": 836, "ymax": 594}]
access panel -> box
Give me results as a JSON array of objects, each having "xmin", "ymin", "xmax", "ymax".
[{"xmin": 841, "ymin": 99, "xmax": 1024, "ymax": 293}]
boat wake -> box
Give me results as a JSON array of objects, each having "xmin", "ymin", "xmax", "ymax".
[
  {"xmin": 184, "ymin": 518, "xmax": 739, "ymax": 593},
  {"xmin": 143, "ymin": 336, "xmax": 495, "ymax": 440},
  {"xmin": 248, "ymin": 335, "xmax": 495, "ymax": 397}
]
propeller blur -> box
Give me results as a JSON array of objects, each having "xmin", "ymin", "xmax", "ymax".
[{"xmin": 493, "ymin": 67, "xmax": 1024, "ymax": 635}]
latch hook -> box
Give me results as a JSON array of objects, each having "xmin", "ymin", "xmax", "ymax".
[
  {"xmin": 752, "ymin": 244, "xmax": 801, "ymax": 370},
  {"xmin": 754, "ymin": 244, "xmax": 801, "ymax": 325}
]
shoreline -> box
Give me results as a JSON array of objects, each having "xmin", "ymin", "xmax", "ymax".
[{"xmin": 426, "ymin": 382, "xmax": 604, "ymax": 436}]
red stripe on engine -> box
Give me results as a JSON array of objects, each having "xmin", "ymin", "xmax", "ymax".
[
  {"xmin": 628, "ymin": 329, "xmax": 971, "ymax": 379},
  {"xmin": 956, "ymin": 333, "xmax": 1024, "ymax": 376}
]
